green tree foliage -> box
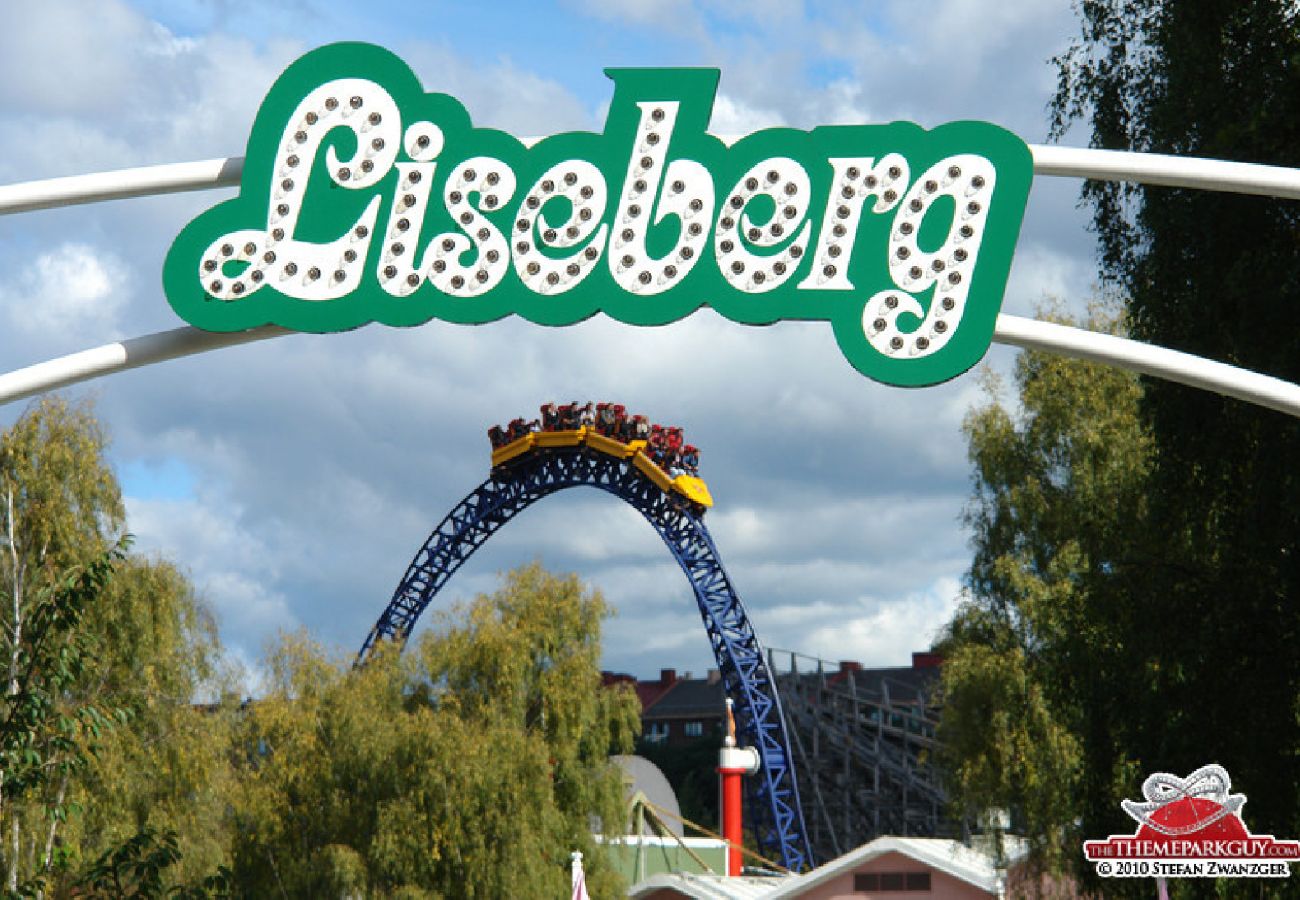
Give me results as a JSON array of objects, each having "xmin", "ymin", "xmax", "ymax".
[
  {"xmin": 75, "ymin": 826, "xmax": 231, "ymax": 899},
  {"xmin": 1050, "ymin": 0, "xmax": 1300, "ymax": 878},
  {"xmin": 0, "ymin": 548, "xmax": 127, "ymax": 898},
  {"xmin": 231, "ymin": 563, "xmax": 640, "ymax": 898},
  {"xmin": 0, "ymin": 396, "xmax": 644, "ymax": 898},
  {"xmin": 0, "ymin": 397, "xmax": 232, "ymax": 895},
  {"xmin": 0, "ymin": 396, "xmax": 125, "ymax": 891},
  {"xmin": 938, "ymin": 309, "xmax": 1157, "ymax": 878},
  {"xmin": 64, "ymin": 557, "xmax": 238, "ymax": 889}
]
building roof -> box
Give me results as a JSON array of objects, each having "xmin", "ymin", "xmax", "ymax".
[
  {"xmin": 629, "ymin": 872, "xmax": 791, "ymax": 900},
  {"xmin": 765, "ymin": 836, "xmax": 1013, "ymax": 898},
  {"xmin": 629, "ymin": 836, "xmax": 1023, "ymax": 899},
  {"xmin": 643, "ymin": 678, "xmax": 726, "ymax": 719}
]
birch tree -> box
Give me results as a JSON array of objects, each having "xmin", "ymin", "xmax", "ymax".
[
  {"xmin": 0, "ymin": 396, "xmax": 122, "ymax": 892},
  {"xmin": 0, "ymin": 397, "xmax": 231, "ymax": 895}
]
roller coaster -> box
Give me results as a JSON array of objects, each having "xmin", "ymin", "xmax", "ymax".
[{"xmin": 358, "ymin": 408, "xmax": 813, "ymax": 871}]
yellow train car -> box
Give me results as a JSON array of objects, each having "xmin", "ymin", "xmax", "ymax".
[
  {"xmin": 492, "ymin": 427, "xmax": 713, "ymax": 510},
  {"xmin": 632, "ymin": 451, "xmax": 675, "ymax": 493},
  {"xmin": 672, "ymin": 474, "xmax": 713, "ymax": 508},
  {"xmin": 533, "ymin": 427, "xmax": 587, "ymax": 448},
  {"xmin": 584, "ymin": 431, "xmax": 635, "ymax": 459},
  {"xmin": 490, "ymin": 433, "xmax": 534, "ymax": 467}
]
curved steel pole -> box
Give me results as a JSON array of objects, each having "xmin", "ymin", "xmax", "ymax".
[
  {"xmin": 4, "ymin": 316, "xmax": 1298, "ymax": 420},
  {"xmin": 0, "ymin": 158, "xmax": 244, "ymax": 216},
  {"xmin": 993, "ymin": 316, "xmax": 1300, "ymax": 419},
  {"xmin": 1029, "ymin": 144, "xmax": 1300, "ymax": 200},
  {"xmin": 0, "ymin": 326, "xmax": 286, "ymax": 407}
]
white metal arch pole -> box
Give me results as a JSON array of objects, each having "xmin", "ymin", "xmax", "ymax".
[
  {"xmin": 2, "ymin": 147, "xmax": 1300, "ymax": 415},
  {"xmin": 0, "ymin": 326, "xmax": 286, "ymax": 406},
  {"xmin": 992, "ymin": 317, "xmax": 1300, "ymax": 418},
  {"xmin": 0, "ymin": 158, "xmax": 244, "ymax": 216},
  {"xmin": 2, "ymin": 315, "xmax": 1298, "ymax": 418},
  {"xmin": 1027, "ymin": 145, "xmax": 1300, "ymax": 200}
]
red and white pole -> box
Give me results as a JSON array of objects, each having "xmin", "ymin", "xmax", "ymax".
[{"xmin": 718, "ymin": 698, "xmax": 760, "ymax": 876}]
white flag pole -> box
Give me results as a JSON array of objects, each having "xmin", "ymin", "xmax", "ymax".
[{"xmin": 570, "ymin": 850, "xmax": 590, "ymax": 900}]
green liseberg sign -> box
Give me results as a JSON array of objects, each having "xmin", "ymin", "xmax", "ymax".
[{"xmin": 164, "ymin": 43, "xmax": 1033, "ymax": 387}]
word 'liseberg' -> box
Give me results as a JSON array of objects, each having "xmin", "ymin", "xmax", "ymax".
[{"xmin": 164, "ymin": 44, "xmax": 1033, "ymax": 387}]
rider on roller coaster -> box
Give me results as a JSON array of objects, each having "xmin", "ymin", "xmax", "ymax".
[{"xmin": 488, "ymin": 404, "xmax": 697, "ymax": 476}]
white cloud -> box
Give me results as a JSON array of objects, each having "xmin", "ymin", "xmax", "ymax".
[
  {"xmin": 564, "ymin": 0, "xmax": 703, "ymax": 33},
  {"xmin": 125, "ymin": 493, "xmax": 299, "ymax": 646},
  {"xmin": 793, "ymin": 575, "xmax": 962, "ymax": 666},
  {"xmin": 709, "ymin": 94, "xmax": 787, "ymax": 135},
  {"xmin": 813, "ymin": 79, "xmax": 873, "ymax": 126},
  {"xmin": 1003, "ymin": 239, "xmax": 1097, "ymax": 317},
  {"xmin": 400, "ymin": 45, "xmax": 593, "ymax": 136},
  {"xmin": 0, "ymin": 243, "xmax": 129, "ymax": 338},
  {"xmin": 702, "ymin": 0, "xmax": 806, "ymax": 26},
  {"xmin": 0, "ymin": 0, "xmax": 151, "ymax": 116}
]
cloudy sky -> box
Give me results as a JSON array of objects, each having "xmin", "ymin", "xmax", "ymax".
[{"xmin": 0, "ymin": 0, "xmax": 1098, "ymax": 684}]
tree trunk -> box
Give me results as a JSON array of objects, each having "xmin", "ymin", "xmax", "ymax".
[
  {"xmin": 40, "ymin": 773, "xmax": 68, "ymax": 875},
  {"xmin": 8, "ymin": 807, "xmax": 19, "ymax": 892},
  {"xmin": 3, "ymin": 488, "xmax": 19, "ymax": 894},
  {"xmin": 5, "ymin": 489, "xmax": 22, "ymax": 701}
]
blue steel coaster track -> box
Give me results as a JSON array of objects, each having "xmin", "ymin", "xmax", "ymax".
[{"xmin": 357, "ymin": 443, "xmax": 813, "ymax": 871}]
